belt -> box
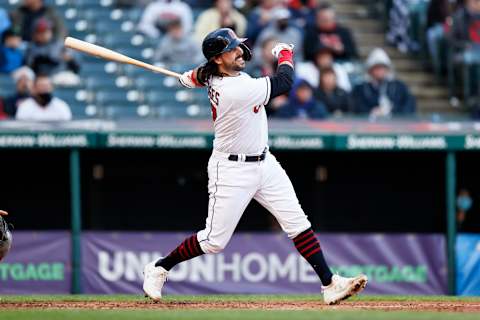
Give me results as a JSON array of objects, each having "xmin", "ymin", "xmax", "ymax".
[{"xmin": 228, "ymin": 149, "xmax": 267, "ymax": 162}]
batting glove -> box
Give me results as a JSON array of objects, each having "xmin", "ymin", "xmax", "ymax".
[
  {"xmin": 179, "ymin": 70, "xmax": 202, "ymax": 89},
  {"xmin": 271, "ymin": 43, "xmax": 294, "ymax": 59}
]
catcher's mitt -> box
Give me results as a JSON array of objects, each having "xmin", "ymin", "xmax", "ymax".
[{"xmin": 0, "ymin": 211, "xmax": 12, "ymax": 261}]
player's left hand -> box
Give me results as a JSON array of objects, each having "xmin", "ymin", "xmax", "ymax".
[
  {"xmin": 0, "ymin": 210, "xmax": 7, "ymax": 216},
  {"xmin": 179, "ymin": 70, "xmax": 197, "ymax": 89},
  {"xmin": 272, "ymin": 43, "xmax": 294, "ymax": 58}
]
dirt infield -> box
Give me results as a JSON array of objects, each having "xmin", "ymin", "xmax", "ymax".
[{"xmin": 1, "ymin": 300, "xmax": 480, "ymax": 312}]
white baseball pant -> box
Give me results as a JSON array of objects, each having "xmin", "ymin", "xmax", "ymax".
[{"xmin": 197, "ymin": 149, "xmax": 311, "ymax": 254}]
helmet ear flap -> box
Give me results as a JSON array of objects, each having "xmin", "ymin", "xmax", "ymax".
[{"xmin": 239, "ymin": 43, "xmax": 252, "ymax": 61}]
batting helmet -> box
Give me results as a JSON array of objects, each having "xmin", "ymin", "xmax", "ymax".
[
  {"xmin": 202, "ymin": 28, "xmax": 252, "ymax": 62},
  {"xmin": 0, "ymin": 214, "xmax": 12, "ymax": 262}
]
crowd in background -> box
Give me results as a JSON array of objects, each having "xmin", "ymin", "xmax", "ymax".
[{"xmin": 9, "ymin": 0, "xmax": 473, "ymax": 121}]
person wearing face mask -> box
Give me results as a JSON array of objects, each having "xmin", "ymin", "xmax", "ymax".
[
  {"xmin": 15, "ymin": 74, "xmax": 71, "ymax": 121},
  {"xmin": 457, "ymin": 189, "xmax": 473, "ymax": 230},
  {"xmin": 254, "ymin": 8, "xmax": 304, "ymax": 60}
]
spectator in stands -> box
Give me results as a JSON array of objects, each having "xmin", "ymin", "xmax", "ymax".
[
  {"xmin": 351, "ymin": 48, "xmax": 416, "ymax": 117},
  {"xmin": 1, "ymin": 66, "xmax": 34, "ymax": 117},
  {"xmin": 426, "ymin": 0, "xmax": 451, "ymax": 75},
  {"xmin": 303, "ymin": 3, "xmax": 358, "ymax": 62},
  {"xmin": 194, "ymin": 0, "xmax": 247, "ymax": 43},
  {"xmin": 254, "ymin": 8, "xmax": 304, "ymax": 60},
  {"xmin": 275, "ymin": 79, "xmax": 328, "ymax": 119},
  {"xmin": 457, "ymin": 188, "xmax": 473, "ymax": 230},
  {"xmin": 0, "ymin": 8, "xmax": 11, "ymax": 36},
  {"xmin": 137, "ymin": 0, "xmax": 193, "ymax": 39},
  {"xmin": 296, "ymin": 45, "xmax": 351, "ymax": 91},
  {"xmin": 154, "ymin": 19, "xmax": 203, "ymax": 65},
  {"xmin": 10, "ymin": 0, "xmax": 67, "ymax": 42},
  {"xmin": 315, "ymin": 67, "xmax": 350, "ymax": 116},
  {"xmin": 450, "ymin": 0, "xmax": 480, "ymax": 64},
  {"xmin": 246, "ymin": 0, "xmax": 280, "ymax": 46},
  {"xmin": 16, "ymin": 74, "xmax": 71, "ymax": 121},
  {"xmin": 386, "ymin": 0, "xmax": 420, "ymax": 53},
  {"xmin": 287, "ymin": 0, "xmax": 317, "ymax": 29},
  {"xmin": 249, "ymin": 36, "xmax": 277, "ymax": 77},
  {"xmin": 0, "ymin": 28, "xmax": 24, "ymax": 74},
  {"xmin": 25, "ymin": 19, "xmax": 80, "ymax": 86}
]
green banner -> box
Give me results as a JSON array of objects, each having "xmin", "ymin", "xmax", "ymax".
[
  {"xmin": 0, "ymin": 132, "xmax": 95, "ymax": 148},
  {"xmin": 0, "ymin": 130, "xmax": 479, "ymax": 151}
]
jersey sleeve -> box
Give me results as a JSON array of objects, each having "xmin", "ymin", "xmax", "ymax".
[{"xmin": 235, "ymin": 75, "xmax": 271, "ymax": 106}]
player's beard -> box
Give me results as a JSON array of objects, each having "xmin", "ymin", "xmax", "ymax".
[{"xmin": 232, "ymin": 55, "xmax": 246, "ymax": 72}]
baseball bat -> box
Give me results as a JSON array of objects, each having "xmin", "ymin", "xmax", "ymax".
[{"xmin": 64, "ymin": 36, "xmax": 181, "ymax": 79}]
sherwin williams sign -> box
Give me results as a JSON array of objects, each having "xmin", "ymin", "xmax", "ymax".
[
  {"xmin": 82, "ymin": 232, "xmax": 447, "ymax": 295},
  {"xmin": 0, "ymin": 232, "xmax": 70, "ymax": 294}
]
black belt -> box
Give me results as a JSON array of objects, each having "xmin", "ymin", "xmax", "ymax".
[{"xmin": 228, "ymin": 149, "xmax": 267, "ymax": 162}]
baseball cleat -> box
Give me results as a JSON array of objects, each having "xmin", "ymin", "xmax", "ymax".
[
  {"xmin": 322, "ymin": 274, "xmax": 368, "ymax": 305},
  {"xmin": 143, "ymin": 261, "xmax": 168, "ymax": 301}
]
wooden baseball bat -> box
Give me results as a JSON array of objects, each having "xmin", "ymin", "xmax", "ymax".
[{"xmin": 64, "ymin": 36, "xmax": 181, "ymax": 79}]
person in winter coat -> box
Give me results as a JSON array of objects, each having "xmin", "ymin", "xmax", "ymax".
[
  {"xmin": 275, "ymin": 79, "xmax": 328, "ymax": 119},
  {"xmin": 315, "ymin": 67, "xmax": 350, "ymax": 116},
  {"xmin": 350, "ymin": 48, "xmax": 416, "ymax": 117}
]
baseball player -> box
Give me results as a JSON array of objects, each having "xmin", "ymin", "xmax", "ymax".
[
  {"xmin": 0, "ymin": 210, "xmax": 12, "ymax": 262},
  {"xmin": 143, "ymin": 28, "xmax": 367, "ymax": 304}
]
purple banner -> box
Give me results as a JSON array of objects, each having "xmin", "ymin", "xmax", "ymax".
[
  {"xmin": 0, "ymin": 231, "xmax": 71, "ymax": 294},
  {"xmin": 82, "ymin": 232, "xmax": 447, "ymax": 295}
]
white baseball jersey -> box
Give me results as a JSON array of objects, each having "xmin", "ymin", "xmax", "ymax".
[
  {"xmin": 207, "ymin": 72, "xmax": 271, "ymax": 155},
  {"xmin": 196, "ymin": 70, "xmax": 311, "ymax": 255}
]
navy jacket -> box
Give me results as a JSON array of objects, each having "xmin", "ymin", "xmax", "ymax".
[{"xmin": 350, "ymin": 79, "xmax": 416, "ymax": 115}]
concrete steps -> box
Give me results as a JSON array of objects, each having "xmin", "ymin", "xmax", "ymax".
[{"xmin": 334, "ymin": 0, "xmax": 457, "ymax": 114}]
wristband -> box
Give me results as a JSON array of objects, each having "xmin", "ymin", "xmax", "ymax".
[{"xmin": 278, "ymin": 49, "xmax": 293, "ymax": 66}]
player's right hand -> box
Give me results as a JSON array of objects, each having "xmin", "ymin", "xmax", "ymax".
[
  {"xmin": 179, "ymin": 70, "xmax": 198, "ymax": 89},
  {"xmin": 0, "ymin": 210, "xmax": 8, "ymax": 216},
  {"xmin": 271, "ymin": 43, "xmax": 294, "ymax": 58}
]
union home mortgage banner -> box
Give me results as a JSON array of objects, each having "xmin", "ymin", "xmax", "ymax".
[
  {"xmin": 82, "ymin": 232, "xmax": 447, "ymax": 295},
  {"xmin": 0, "ymin": 232, "xmax": 71, "ymax": 294}
]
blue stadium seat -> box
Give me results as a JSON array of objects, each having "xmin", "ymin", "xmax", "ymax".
[
  {"xmin": 55, "ymin": 89, "xmax": 81, "ymax": 106},
  {"xmin": 85, "ymin": 77, "xmax": 117, "ymax": 90},
  {"xmin": 147, "ymin": 91, "xmax": 179, "ymax": 107},
  {"xmin": 80, "ymin": 62, "xmax": 108, "ymax": 76},
  {"xmin": 103, "ymin": 34, "xmax": 133, "ymax": 48},
  {"xmin": 84, "ymin": 8, "xmax": 112, "ymax": 21},
  {"xmin": 135, "ymin": 76, "xmax": 176, "ymax": 91},
  {"xmin": 0, "ymin": 76, "xmax": 15, "ymax": 96},
  {"xmin": 95, "ymin": 20, "xmax": 123, "ymax": 34},
  {"xmin": 104, "ymin": 105, "xmax": 149, "ymax": 119},
  {"xmin": 96, "ymin": 90, "xmax": 138, "ymax": 107}
]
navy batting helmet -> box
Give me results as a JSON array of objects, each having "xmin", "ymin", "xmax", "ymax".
[{"xmin": 202, "ymin": 28, "xmax": 252, "ymax": 62}]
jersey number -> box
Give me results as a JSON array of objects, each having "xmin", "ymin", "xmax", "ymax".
[
  {"xmin": 211, "ymin": 103, "xmax": 217, "ymax": 121},
  {"xmin": 208, "ymin": 87, "xmax": 220, "ymax": 122}
]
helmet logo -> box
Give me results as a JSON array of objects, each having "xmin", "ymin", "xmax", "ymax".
[{"xmin": 228, "ymin": 29, "xmax": 238, "ymax": 40}]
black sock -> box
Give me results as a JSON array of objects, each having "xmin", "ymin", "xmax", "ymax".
[
  {"xmin": 293, "ymin": 228, "xmax": 333, "ymax": 286},
  {"xmin": 156, "ymin": 234, "xmax": 204, "ymax": 271}
]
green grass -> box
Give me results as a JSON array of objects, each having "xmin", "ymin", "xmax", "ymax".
[{"xmin": 1, "ymin": 295, "xmax": 479, "ymax": 320}]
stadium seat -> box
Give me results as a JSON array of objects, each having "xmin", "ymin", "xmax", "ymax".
[
  {"xmin": 80, "ymin": 62, "xmax": 109, "ymax": 76},
  {"xmin": 0, "ymin": 76, "xmax": 15, "ymax": 96},
  {"xmin": 104, "ymin": 105, "xmax": 144, "ymax": 119},
  {"xmin": 103, "ymin": 34, "xmax": 133, "ymax": 48},
  {"xmin": 55, "ymin": 89, "xmax": 82, "ymax": 106},
  {"xmin": 146, "ymin": 91, "xmax": 179, "ymax": 107},
  {"xmin": 96, "ymin": 90, "xmax": 139, "ymax": 107},
  {"xmin": 85, "ymin": 77, "xmax": 117, "ymax": 90}
]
